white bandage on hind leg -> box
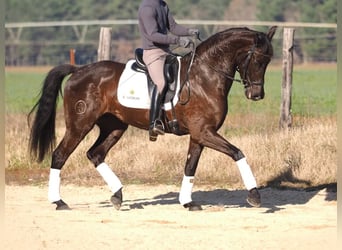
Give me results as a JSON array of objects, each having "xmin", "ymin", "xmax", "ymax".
[
  {"xmin": 48, "ymin": 168, "xmax": 61, "ymax": 202},
  {"xmin": 96, "ymin": 162, "xmax": 123, "ymax": 194},
  {"xmin": 179, "ymin": 175, "xmax": 194, "ymax": 205},
  {"xmin": 236, "ymin": 158, "xmax": 257, "ymax": 190}
]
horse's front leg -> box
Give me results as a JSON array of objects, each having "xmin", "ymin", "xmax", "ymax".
[
  {"xmin": 179, "ymin": 138, "xmax": 204, "ymax": 211},
  {"xmin": 196, "ymin": 128, "xmax": 261, "ymax": 207}
]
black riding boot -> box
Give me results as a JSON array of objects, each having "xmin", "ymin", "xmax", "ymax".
[{"xmin": 149, "ymin": 86, "xmax": 165, "ymax": 141}]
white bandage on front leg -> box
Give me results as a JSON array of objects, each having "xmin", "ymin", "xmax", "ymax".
[
  {"xmin": 179, "ymin": 175, "xmax": 194, "ymax": 205},
  {"xmin": 48, "ymin": 168, "xmax": 61, "ymax": 202},
  {"xmin": 96, "ymin": 162, "xmax": 123, "ymax": 194},
  {"xmin": 236, "ymin": 157, "xmax": 257, "ymax": 190}
]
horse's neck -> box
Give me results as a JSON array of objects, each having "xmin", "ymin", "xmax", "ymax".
[
  {"xmin": 184, "ymin": 54, "xmax": 235, "ymax": 99},
  {"xmin": 195, "ymin": 52, "xmax": 236, "ymax": 83}
]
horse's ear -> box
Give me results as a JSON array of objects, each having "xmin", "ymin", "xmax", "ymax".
[{"xmin": 266, "ymin": 26, "xmax": 277, "ymax": 41}]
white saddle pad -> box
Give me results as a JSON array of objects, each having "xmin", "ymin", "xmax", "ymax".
[{"xmin": 117, "ymin": 58, "xmax": 181, "ymax": 110}]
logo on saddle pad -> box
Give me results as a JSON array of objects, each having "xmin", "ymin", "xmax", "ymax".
[{"xmin": 117, "ymin": 57, "xmax": 181, "ymax": 110}]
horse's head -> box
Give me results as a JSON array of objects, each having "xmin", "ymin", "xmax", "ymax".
[{"xmin": 236, "ymin": 26, "xmax": 277, "ymax": 101}]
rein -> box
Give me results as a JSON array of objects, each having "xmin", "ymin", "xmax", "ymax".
[{"xmin": 177, "ymin": 37, "xmax": 200, "ymax": 105}]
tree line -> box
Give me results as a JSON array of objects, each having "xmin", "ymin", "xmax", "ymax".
[{"xmin": 5, "ymin": 0, "xmax": 336, "ymax": 65}]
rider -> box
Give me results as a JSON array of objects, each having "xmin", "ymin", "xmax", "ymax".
[{"xmin": 138, "ymin": 0, "xmax": 199, "ymax": 141}]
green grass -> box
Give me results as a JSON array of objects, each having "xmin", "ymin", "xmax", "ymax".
[
  {"xmin": 5, "ymin": 65, "xmax": 337, "ymax": 117},
  {"xmin": 228, "ymin": 66, "xmax": 336, "ymax": 117},
  {"xmin": 5, "ymin": 71, "xmax": 45, "ymax": 113},
  {"xmin": 291, "ymin": 69, "xmax": 336, "ymax": 116}
]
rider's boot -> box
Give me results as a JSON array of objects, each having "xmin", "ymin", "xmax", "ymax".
[{"xmin": 149, "ymin": 86, "xmax": 165, "ymax": 141}]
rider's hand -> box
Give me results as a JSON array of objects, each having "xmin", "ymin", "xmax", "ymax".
[
  {"xmin": 178, "ymin": 37, "xmax": 191, "ymax": 48},
  {"xmin": 188, "ymin": 28, "xmax": 199, "ymax": 36}
]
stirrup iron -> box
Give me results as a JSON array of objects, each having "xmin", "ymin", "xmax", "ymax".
[{"xmin": 152, "ymin": 119, "xmax": 165, "ymax": 135}]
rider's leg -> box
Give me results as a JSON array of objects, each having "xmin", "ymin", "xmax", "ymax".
[
  {"xmin": 149, "ymin": 85, "xmax": 164, "ymax": 141},
  {"xmin": 143, "ymin": 48, "xmax": 167, "ymax": 141}
]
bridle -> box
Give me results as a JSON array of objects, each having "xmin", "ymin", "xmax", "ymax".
[
  {"xmin": 178, "ymin": 34, "xmax": 272, "ymax": 104},
  {"xmin": 221, "ymin": 44, "xmax": 272, "ymax": 89},
  {"xmin": 192, "ymin": 39, "xmax": 271, "ymax": 89},
  {"xmin": 236, "ymin": 44, "xmax": 260, "ymax": 88}
]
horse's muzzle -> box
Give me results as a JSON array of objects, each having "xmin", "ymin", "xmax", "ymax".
[{"xmin": 245, "ymin": 85, "xmax": 264, "ymax": 101}]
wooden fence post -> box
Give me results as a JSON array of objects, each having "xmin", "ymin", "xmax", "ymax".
[
  {"xmin": 69, "ymin": 49, "xmax": 75, "ymax": 65},
  {"xmin": 97, "ymin": 27, "xmax": 112, "ymax": 61},
  {"xmin": 279, "ymin": 28, "xmax": 295, "ymax": 130}
]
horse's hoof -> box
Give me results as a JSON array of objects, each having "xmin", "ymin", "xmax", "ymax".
[
  {"xmin": 247, "ymin": 188, "xmax": 261, "ymax": 207},
  {"xmin": 183, "ymin": 202, "xmax": 203, "ymax": 211},
  {"xmin": 53, "ymin": 199, "xmax": 71, "ymax": 210},
  {"xmin": 149, "ymin": 132, "xmax": 158, "ymax": 141},
  {"xmin": 111, "ymin": 188, "xmax": 123, "ymax": 210},
  {"xmin": 149, "ymin": 135, "xmax": 157, "ymax": 142}
]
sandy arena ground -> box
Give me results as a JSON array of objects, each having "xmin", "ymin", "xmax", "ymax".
[{"xmin": 4, "ymin": 184, "xmax": 337, "ymax": 250}]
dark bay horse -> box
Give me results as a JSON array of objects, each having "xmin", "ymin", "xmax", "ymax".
[{"xmin": 28, "ymin": 26, "xmax": 277, "ymax": 211}]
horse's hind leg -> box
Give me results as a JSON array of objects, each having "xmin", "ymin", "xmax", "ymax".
[
  {"xmin": 49, "ymin": 126, "xmax": 93, "ymax": 210},
  {"xmin": 86, "ymin": 115, "xmax": 128, "ymax": 210},
  {"xmin": 179, "ymin": 138, "xmax": 204, "ymax": 211}
]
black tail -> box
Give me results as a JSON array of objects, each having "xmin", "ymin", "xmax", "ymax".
[{"xmin": 28, "ymin": 64, "xmax": 77, "ymax": 162}]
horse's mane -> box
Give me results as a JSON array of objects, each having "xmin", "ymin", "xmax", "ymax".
[
  {"xmin": 196, "ymin": 27, "xmax": 270, "ymax": 59},
  {"xmin": 207, "ymin": 27, "xmax": 253, "ymax": 41}
]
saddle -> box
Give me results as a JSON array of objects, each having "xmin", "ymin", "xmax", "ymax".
[{"xmin": 131, "ymin": 48, "xmax": 179, "ymax": 103}]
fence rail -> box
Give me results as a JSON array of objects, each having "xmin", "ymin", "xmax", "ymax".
[
  {"xmin": 5, "ymin": 20, "xmax": 337, "ymax": 66},
  {"xmin": 5, "ymin": 20, "xmax": 337, "ymax": 28}
]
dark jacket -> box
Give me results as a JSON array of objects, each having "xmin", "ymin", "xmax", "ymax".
[{"xmin": 138, "ymin": 0, "xmax": 189, "ymax": 50}]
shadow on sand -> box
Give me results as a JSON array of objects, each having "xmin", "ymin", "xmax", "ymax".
[
  {"xmin": 119, "ymin": 171, "xmax": 336, "ymax": 212},
  {"xmin": 97, "ymin": 168, "xmax": 336, "ymax": 212},
  {"xmin": 116, "ymin": 182, "xmax": 336, "ymax": 213}
]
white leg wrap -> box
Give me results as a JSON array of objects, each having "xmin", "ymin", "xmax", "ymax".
[
  {"xmin": 96, "ymin": 162, "xmax": 123, "ymax": 194},
  {"xmin": 179, "ymin": 175, "xmax": 194, "ymax": 205},
  {"xmin": 236, "ymin": 157, "xmax": 257, "ymax": 190},
  {"xmin": 48, "ymin": 168, "xmax": 61, "ymax": 202}
]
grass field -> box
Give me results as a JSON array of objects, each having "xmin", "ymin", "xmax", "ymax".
[
  {"xmin": 5, "ymin": 63, "xmax": 336, "ymax": 116},
  {"xmin": 4, "ymin": 63, "xmax": 337, "ymax": 188},
  {"xmin": 228, "ymin": 64, "xmax": 336, "ymax": 117}
]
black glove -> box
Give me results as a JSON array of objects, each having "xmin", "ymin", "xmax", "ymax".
[
  {"xmin": 178, "ymin": 37, "xmax": 191, "ymax": 48},
  {"xmin": 188, "ymin": 28, "xmax": 199, "ymax": 36}
]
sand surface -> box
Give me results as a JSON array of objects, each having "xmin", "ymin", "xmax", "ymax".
[{"xmin": 4, "ymin": 184, "xmax": 337, "ymax": 250}]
